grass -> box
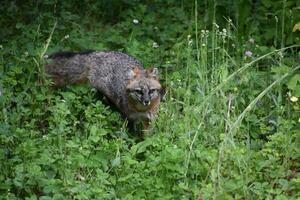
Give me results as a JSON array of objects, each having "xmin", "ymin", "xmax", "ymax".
[{"xmin": 1, "ymin": 1, "xmax": 300, "ymax": 199}]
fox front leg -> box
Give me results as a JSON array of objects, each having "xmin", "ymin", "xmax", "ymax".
[{"xmin": 130, "ymin": 119, "xmax": 150, "ymax": 135}]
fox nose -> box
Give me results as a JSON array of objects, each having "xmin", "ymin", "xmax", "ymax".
[{"xmin": 143, "ymin": 100, "xmax": 150, "ymax": 106}]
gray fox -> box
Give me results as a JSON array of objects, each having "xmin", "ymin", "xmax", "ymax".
[{"xmin": 45, "ymin": 51, "xmax": 162, "ymax": 131}]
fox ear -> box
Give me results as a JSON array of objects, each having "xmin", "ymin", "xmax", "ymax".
[
  {"xmin": 147, "ymin": 67, "xmax": 158, "ymax": 79},
  {"xmin": 127, "ymin": 67, "xmax": 141, "ymax": 80},
  {"xmin": 147, "ymin": 67, "xmax": 159, "ymax": 79}
]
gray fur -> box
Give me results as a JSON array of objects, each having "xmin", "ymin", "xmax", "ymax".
[{"xmin": 45, "ymin": 51, "xmax": 161, "ymax": 129}]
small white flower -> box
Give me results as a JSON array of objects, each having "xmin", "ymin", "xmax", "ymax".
[
  {"xmin": 188, "ymin": 40, "xmax": 193, "ymax": 46},
  {"xmin": 231, "ymin": 44, "xmax": 235, "ymax": 48},
  {"xmin": 202, "ymin": 43, "xmax": 206, "ymax": 47},
  {"xmin": 187, "ymin": 34, "xmax": 191, "ymax": 39},
  {"xmin": 245, "ymin": 50, "xmax": 253, "ymax": 57},
  {"xmin": 152, "ymin": 42, "xmax": 159, "ymax": 48},
  {"xmin": 290, "ymin": 96, "xmax": 298, "ymax": 102},
  {"xmin": 222, "ymin": 28, "xmax": 227, "ymax": 33},
  {"xmin": 61, "ymin": 99, "xmax": 66, "ymax": 103},
  {"xmin": 213, "ymin": 23, "xmax": 219, "ymax": 29},
  {"xmin": 154, "ymin": 26, "xmax": 158, "ymax": 30},
  {"xmin": 133, "ymin": 19, "xmax": 139, "ymax": 24},
  {"xmin": 64, "ymin": 34, "xmax": 70, "ymax": 39},
  {"xmin": 298, "ymin": 117, "xmax": 300, "ymax": 123},
  {"xmin": 249, "ymin": 38, "xmax": 255, "ymax": 44},
  {"xmin": 0, "ymin": 45, "xmax": 3, "ymax": 49},
  {"xmin": 43, "ymin": 54, "xmax": 49, "ymax": 59}
]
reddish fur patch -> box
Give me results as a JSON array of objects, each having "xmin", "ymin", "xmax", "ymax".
[
  {"xmin": 133, "ymin": 67, "xmax": 141, "ymax": 78},
  {"xmin": 148, "ymin": 97, "xmax": 160, "ymax": 113},
  {"xmin": 51, "ymin": 76, "xmax": 87, "ymax": 87},
  {"xmin": 73, "ymin": 77, "xmax": 88, "ymax": 85},
  {"xmin": 52, "ymin": 75, "xmax": 66, "ymax": 87},
  {"xmin": 126, "ymin": 67, "xmax": 141, "ymax": 87}
]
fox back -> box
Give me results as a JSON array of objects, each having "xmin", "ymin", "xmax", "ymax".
[{"xmin": 45, "ymin": 51, "xmax": 162, "ymax": 130}]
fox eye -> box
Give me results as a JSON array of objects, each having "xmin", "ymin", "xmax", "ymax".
[
  {"xmin": 134, "ymin": 89, "xmax": 142, "ymax": 95},
  {"xmin": 149, "ymin": 89, "xmax": 156, "ymax": 94}
]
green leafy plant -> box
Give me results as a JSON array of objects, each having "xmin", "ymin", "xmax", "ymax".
[{"xmin": 1, "ymin": 0, "xmax": 300, "ymax": 199}]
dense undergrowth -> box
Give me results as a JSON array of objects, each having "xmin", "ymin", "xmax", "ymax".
[{"xmin": 1, "ymin": 0, "xmax": 300, "ymax": 199}]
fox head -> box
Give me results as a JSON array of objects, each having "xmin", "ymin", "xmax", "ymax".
[{"xmin": 126, "ymin": 67, "xmax": 161, "ymax": 111}]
